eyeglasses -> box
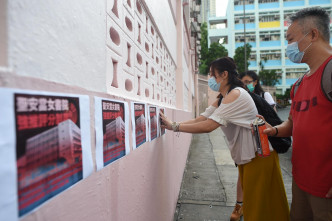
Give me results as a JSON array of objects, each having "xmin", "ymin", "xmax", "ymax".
[{"xmin": 243, "ymin": 80, "xmax": 253, "ymax": 85}]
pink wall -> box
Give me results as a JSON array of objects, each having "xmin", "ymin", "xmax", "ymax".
[{"xmin": 0, "ymin": 73, "xmax": 192, "ymax": 221}]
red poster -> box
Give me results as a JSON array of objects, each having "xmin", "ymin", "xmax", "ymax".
[
  {"xmin": 15, "ymin": 93, "xmax": 83, "ymax": 217},
  {"xmin": 134, "ymin": 103, "xmax": 147, "ymax": 148},
  {"xmin": 149, "ymin": 106, "xmax": 157, "ymax": 141},
  {"xmin": 102, "ymin": 100, "xmax": 126, "ymax": 166}
]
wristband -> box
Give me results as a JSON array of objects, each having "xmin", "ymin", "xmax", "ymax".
[
  {"xmin": 171, "ymin": 122, "xmax": 177, "ymax": 131},
  {"xmin": 171, "ymin": 122, "xmax": 180, "ymax": 132},
  {"xmin": 273, "ymin": 126, "xmax": 278, "ymax": 136}
]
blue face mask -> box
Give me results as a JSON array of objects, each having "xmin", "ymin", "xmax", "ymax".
[
  {"xmin": 208, "ymin": 76, "xmax": 221, "ymax": 92},
  {"xmin": 286, "ymin": 32, "xmax": 312, "ymax": 63},
  {"xmin": 247, "ymin": 83, "xmax": 255, "ymax": 92}
]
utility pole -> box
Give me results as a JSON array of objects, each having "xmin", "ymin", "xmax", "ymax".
[{"xmin": 243, "ymin": 0, "xmax": 247, "ymax": 72}]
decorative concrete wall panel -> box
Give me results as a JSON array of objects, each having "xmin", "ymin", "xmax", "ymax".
[
  {"xmin": 122, "ymin": 34, "xmax": 135, "ymax": 74},
  {"xmin": 106, "ymin": 16, "xmax": 123, "ymax": 56},
  {"xmin": 107, "ymin": 0, "xmax": 124, "ymax": 28}
]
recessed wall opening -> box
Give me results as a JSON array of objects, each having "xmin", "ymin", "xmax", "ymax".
[
  {"xmin": 111, "ymin": 59, "xmax": 118, "ymax": 88},
  {"xmin": 136, "ymin": 53, "xmax": 142, "ymax": 65},
  {"xmin": 125, "ymin": 79, "xmax": 133, "ymax": 91},
  {"xmin": 145, "ymin": 88, "xmax": 149, "ymax": 97},
  {"xmin": 156, "ymin": 57, "xmax": 159, "ymax": 64},
  {"xmin": 146, "ymin": 62, "xmax": 149, "ymax": 78},
  {"xmin": 136, "ymin": 1, "xmax": 142, "ymax": 14},
  {"xmin": 145, "ymin": 42, "xmax": 149, "ymax": 52},
  {"xmin": 112, "ymin": 0, "xmax": 119, "ymax": 18},
  {"xmin": 151, "ymin": 27, "xmax": 155, "ymax": 35},
  {"xmin": 152, "ymin": 84, "xmax": 155, "ymax": 99},
  {"xmin": 156, "ymin": 36, "xmax": 159, "ymax": 49},
  {"xmin": 137, "ymin": 76, "xmax": 141, "ymax": 95},
  {"xmin": 146, "ymin": 17, "xmax": 148, "ymax": 33},
  {"xmin": 138, "ymin": 24, "xmax": 141, "ymax": 43},
  {"xmin": 157, "ymin": 72, "xmax": 159, "ymax": 85},
  {"xmin": 125, "ymin": 17, "xmax": 133, "ymax": 32},
  {"xmin": 151, "ymin": 67, "xmax": 155, "ymax": 75},
  {"xmin": 151, "ymin": 43, "xmax": 154, "ymax": 59},
  {"xmin": 127, "ymin": 0, "xmax": 131, "ymax": 7},
  {"xmin": 110, "ymin": 27, "xmax": 120, "ymax": 46},
  {"xmin": 127, "ymin": 43, "xmax": 131, "ymax": 67},
  {"xmin": 157, "ymin": 94, "xmax": 160, "ymax": 100}
]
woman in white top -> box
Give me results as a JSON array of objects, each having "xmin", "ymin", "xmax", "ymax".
[
  {"xmin": 227, "ymin": 71, "xmax": 279, "ymax": 220},
  {"xmin": 240, "ymin": 71, "xmax": 277, "ymax": 111},
  {"xmin": 160, "ymin": 57, "xmax": 289, "ymax": 221}
]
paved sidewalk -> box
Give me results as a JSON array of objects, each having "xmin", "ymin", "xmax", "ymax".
[{"xmin": 173, "ymin": 120, "xmax": 293, "ymax": 220}]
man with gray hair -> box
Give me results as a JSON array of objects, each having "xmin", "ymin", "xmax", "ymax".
[{"xmin": 263, "ymin": 7, "xmax": 332, "ymax": 220}]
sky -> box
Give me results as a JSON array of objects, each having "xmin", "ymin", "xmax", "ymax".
[{"xmin": 216, "ymin": 0, "xmax": 229, "ymax": 17}]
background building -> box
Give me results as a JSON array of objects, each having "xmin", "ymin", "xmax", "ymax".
[{"xmin": 207, "ymin": 0, "xmax": 332, "ymax": 94}]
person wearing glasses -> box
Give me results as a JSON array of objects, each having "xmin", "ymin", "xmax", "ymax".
[
  {"xmin": 160, "ymin": 57, "xmax": 289, "ymax": 221},
  {"xmin": 240, "ymin": 71, "xmax": 277, "ymax": 112}
]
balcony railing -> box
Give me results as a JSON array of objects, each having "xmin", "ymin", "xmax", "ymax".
[
  {"xmin": 258, "ymin": 2, "xmax": 279, "ymax": 9},
  {"xmin": 235, "ymin": 23, "xmax": 256, "ymax": 30},
  {"xmin": 260, "ymin": 40, "xmax": 281, "ymax": 47},
  {"xmin": 259, "ymin": 21, "xmax": 280, "ymax": 28},
  {"xmin": 261, "ymin": 59, "xmax": 282, "ymax": 66},
  {"xmin": 234, "ymin": 4, "xmax": 255, "ymax": 11},
  {"xmin": 283, "ymin": 0, "xmax": 305, "ymax": 7},
  {"xmin": 249, "ymin": 61, "xmax": 257, "ymax": 67},
  {"xmin": 235, "ymin": 42, "xmax": 256, "ymax": 48},
  {"xmin": 309, "ymin": 0, "xmax": 331, "ymax": 5}
]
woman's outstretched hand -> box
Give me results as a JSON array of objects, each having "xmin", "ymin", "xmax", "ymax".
[{"xmin": 159, "ymin": 112, "xmax": 173, "ymax": 130}]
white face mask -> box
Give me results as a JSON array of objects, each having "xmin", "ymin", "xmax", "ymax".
[{"xmin": 286, "ymin": 32, "xmax": 312, "ymax": 63}]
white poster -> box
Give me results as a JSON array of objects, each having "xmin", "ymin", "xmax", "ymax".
[
  {"xmin": 0, "ymin": 88, "xmax": 93, "ymax": 220},
  {"xmin": 95, "ymin": 97, "xmax": 130, "ymax": 171}
]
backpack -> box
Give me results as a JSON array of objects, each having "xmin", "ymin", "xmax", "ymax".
[
  {"xmin": 249, "ymin": 93, "xmax": 291, "ymax": 153},
  {"xmin": 293, "ymin": 58, "xmax": 332, "ymax": 101},
  {"xmin": 218, "ymin": 92, "xmax": 291, "ymax": 153}
]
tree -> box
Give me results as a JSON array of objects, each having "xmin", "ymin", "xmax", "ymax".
[
  {"xmin": 258, "ymin": 58, "xmax": 281, "ymax": 86},
  {"xmin": 199, "ymin": 23, "xmax": 228, "ymax": 75},
  {"xmin": 234, "ymin": 43, "xmax": 252, "ymax": 74}
]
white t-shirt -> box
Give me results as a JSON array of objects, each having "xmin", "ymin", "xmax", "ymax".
[
  {"xmin": 201, "ymin": 87, "xmax": 261, "ymax": 165},
  {"xmin": 263, "ymin": 92, "xmax": 275, "ymax": 106}
]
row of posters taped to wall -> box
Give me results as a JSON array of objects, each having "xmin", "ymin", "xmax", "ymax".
[{"xmin": 0, "ymin": 88, "xmax": 166, "ymax": 220}]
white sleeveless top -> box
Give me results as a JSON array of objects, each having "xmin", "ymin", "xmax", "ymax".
[{"xmin": 201, "ymin": 87, "xmax": 268, "ymax": 165}]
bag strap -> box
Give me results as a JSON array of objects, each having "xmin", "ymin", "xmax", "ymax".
[
  {"xmin": 293, "ymin": 74, "xmax": 305, "ymax": 96},
  {"xmin": 321, "ymin": 58, "xmax": 332, "ymax": 102}
]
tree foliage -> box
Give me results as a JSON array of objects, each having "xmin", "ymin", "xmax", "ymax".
[
  {"xmin": 199, "ymin": 23, "xmax": 228, "ymax": 75},
  {"xmin": 233, "ymin": 43, "xmax": 252, "ymax": 74},
  {"xmin": 258, "ymin": 58, "xmax": 281, "ymax": 86}
]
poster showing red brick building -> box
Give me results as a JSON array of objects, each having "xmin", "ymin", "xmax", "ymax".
[
  {"xmin": 148, "ymin": 106, "xmax": 158, "ymax": 141},
  {"xmin": 131, "ymin": 102, "xmax": 148, "ymax": 150},
  {"xmin": 95, "ymin": 97, "xmax": 129, "ymax": 170},
  {"xmin": 0, "ymin": 89, "xmax": 93, "ymax": 218}
]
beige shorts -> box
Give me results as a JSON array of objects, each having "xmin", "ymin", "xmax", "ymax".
[{"xmin": 290, "ymin": 179, "xmax": 332, "ymax": 221}]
